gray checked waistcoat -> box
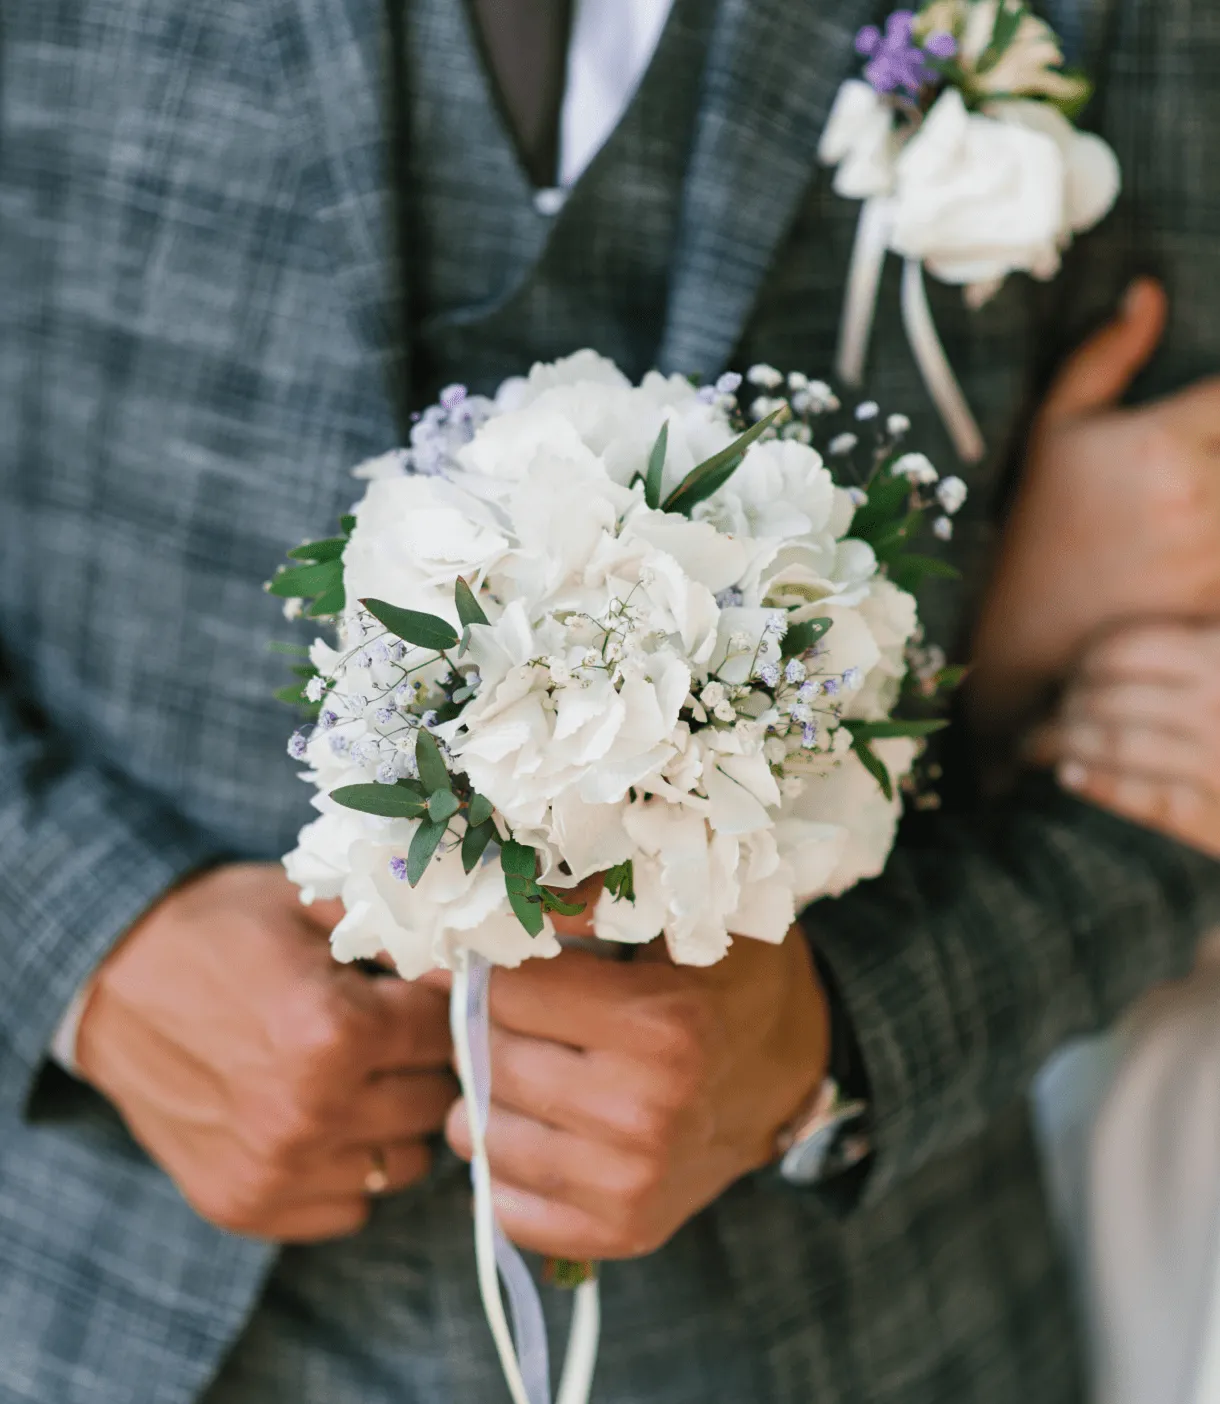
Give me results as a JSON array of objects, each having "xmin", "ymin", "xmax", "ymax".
[{"xmin": 1, "ymin": 0, "xmax": 1219, "ymax": 1402}]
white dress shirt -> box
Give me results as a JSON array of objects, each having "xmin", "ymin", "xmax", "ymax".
[{"xmin": 50, "ymin": 0, "xmax": 678, "ymax": 1073}]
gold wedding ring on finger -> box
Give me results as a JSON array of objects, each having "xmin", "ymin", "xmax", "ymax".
[{"xmin": 365, "ymin": 1146, "xmax": 390, "ymax": 1196}]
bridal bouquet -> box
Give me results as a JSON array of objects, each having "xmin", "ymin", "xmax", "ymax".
[
  {"xmin": 271, "ymin": 352, "xmax": 963, "ymax": 1404},
  {"xmin": 277, "ymin": 353, "xmax": 961, "ymax": 970}
]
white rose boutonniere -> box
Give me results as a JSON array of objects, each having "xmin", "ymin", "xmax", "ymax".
[{"xmin": 818, "ymin": 0, "xmax": 1120, "ymax": 462}]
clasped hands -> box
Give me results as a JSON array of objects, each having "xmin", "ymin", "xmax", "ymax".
[{"xmin": 77, "ymin": 864, "xmax": 828, "ymax": 1257}]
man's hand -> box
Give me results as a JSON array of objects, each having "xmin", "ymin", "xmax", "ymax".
[
  {"xmin": 76, "ymin": 863, "xmax": 456, "ymax": 1243},
  {"xmin": 426, "ymin": 916, "xmax": 829, "ymax": 1262},
  {"xmin": 1029, "ymin": 622, "xmax": 1220, "ymax": 858},
  {"xmin": 971, "ymin": 278, "xmax": 1220, "ymax": 738}
]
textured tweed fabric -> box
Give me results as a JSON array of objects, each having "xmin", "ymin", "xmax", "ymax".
[{"xmin": 1, "ymin": 1, "xmax": 1218, "ymax": 1401}]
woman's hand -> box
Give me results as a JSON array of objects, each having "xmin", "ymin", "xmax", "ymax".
[
  {"xmin": 970, "ymin": 279, "xmax": 1220, "ymax": 741},
  {"xmin": 1029, "ymin": 622, "xmax": 1220, "ymax": 858}
]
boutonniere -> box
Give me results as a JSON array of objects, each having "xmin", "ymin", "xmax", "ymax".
[{"xmin": 819, "ymin": 0, "xmax": 1120, "ymax": 461}]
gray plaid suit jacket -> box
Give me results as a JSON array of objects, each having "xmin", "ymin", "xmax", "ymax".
[{"xmin": 1, "ymin": 1, "xmax": 1219, "ymax": 1401}]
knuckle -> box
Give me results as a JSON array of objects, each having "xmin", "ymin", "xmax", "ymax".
[
  {"xmin": 283, "ymin": 987, "xmax": 362, "ymax": 1064},
  {"xmin": 253, "ymin": 1094, "xmax": 326, "ymax": 1161},
  {"xmin": 634, "ymin": 994, "xmax": 712, "ymax": 1076},
  {"xmin": 191, "ymin": 1161, "xmax": 276, "ymax": 1235}
]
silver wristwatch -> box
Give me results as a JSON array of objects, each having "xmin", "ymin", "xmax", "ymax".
[{"xmin": 775, "ymin": 1076, "xmax": 871, "ymax": 1187}]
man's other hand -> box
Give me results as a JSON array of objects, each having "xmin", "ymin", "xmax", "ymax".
[
  {"xmin": 426, "ymin": 923, "xmax": 829, "ymax": 1262},
  {"xmin": 76, "ymin": 864, "xmax": 456, "ymax": 1242}
]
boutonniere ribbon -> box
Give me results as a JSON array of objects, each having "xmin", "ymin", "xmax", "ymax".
[{"xmin": 819, "ymin": 0, "xmax": 1120, "ymax": 462}]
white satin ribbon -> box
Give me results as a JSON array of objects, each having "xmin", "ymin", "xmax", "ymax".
[
  {"xmin": 450, "ymin": 950, "xmax": 601, "ymax": 1404},
  {"xmin": 835, "ymin": 198, "xmax": 986, "ymax": 465}
]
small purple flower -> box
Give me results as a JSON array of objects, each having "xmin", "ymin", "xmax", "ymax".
[
  {"xmin": 822, "ymin": 677, "xmax": 841, "ymax": 697},
  {"xmin": 287, "ymin": 729, "xmax": 310, "ymax": 761},
  {"xmin": 375, "ymin": 705, "xmax": 396, "ymax": 726},
  {"xmin": 756, "ymin": 662, "xmax": 781, "ymax": 689},
  {"xmin": 716, "ymin": 586, "xmax": 745, "ymax": 609},
  {"xmin": 925, "ymin": 30, "xmax": 957, "ymax": 59},
  {"xmin": 371, "ymin": 639, "xmax": 391, "ymax": 663},
  {"xmin": 842, "ymin": 667, "xmax": 864, "ymax": 690},
  {"xmin": 802, "ymin": 722, "xmax": 818, "ymax": 748},
  {"xmin": 389, "ymin": 856, "xmax": 409, "ymax": 881},
  {"xmin": 320, "ymin": 709, "xmax": 339, "ymax": 730},
  {"xmin": 376, "ymin": 761, "xmax": 397, "ymax": 784},
  {"xmin": 696, "ymin": 385, "xmax": 717, "ymax": 404},
  {"xmin": 715, "ymin": 371, "xmax": 743, "ymax": 395},
  {"xmin": 855, "ymin": 8, "xmax": 943, "ymax": 95},
  {"xmin": 328, "ymin": 734, "xmax": 350, "ymax": 756},
  {"xmin": 784, "ymin": 658, "xmax": 807, "ymax": 685},
  {"xmin": 439, "ymin": 383, "xmax": 468, "ymax": 412},
  {"xmin": 421, "ymin": 709, "xmax": 439, "ymax": 730},
  {"xmin": 797, "ymin": 680, "xmax": 821, "ymax": 702}
]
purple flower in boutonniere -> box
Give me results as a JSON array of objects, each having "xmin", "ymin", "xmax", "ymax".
[{"xmin": 854, "ymin": 10, "xmax": 956, "ymax": 97}]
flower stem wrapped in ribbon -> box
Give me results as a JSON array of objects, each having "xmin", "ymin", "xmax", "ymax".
[
  {"xmin": 819, "ymin": 0, "xmax": 1120, "ymax": 462},
  {"xmin": 271, "ymin": 356, "xmax": 965, "ymax": 1403}
]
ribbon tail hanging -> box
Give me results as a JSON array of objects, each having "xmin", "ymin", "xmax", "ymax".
[
  {"xmin": 900, "ymin": 258, "xmax": 986, "ymax": 464},
  {"xmin": 836, "ymin": 196, "xmax": 893, "ymax": 388},
  {"xmin": 451, "ymin": 951, "xmax": 602, "ymax": 1404}
]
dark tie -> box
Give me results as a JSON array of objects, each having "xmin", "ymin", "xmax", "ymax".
[{"xmin": 468, "ymin": 0, "xmax": 574, "ymax": 188}]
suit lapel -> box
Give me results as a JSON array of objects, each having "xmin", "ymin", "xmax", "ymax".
[
  {"xmin": 659, "ymin": 0, "xmax": 881, "ymax": 378},
  {"xmin": 280, "ymin": 0, "xmax": 409, "ymax": 420}
]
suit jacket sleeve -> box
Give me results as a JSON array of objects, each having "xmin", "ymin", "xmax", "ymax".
[
  {"xmin": 805, "ymin": 773, "xmax": 1220, "ymax": 1204},
  {"xmin": 0, "ymin": 664, "xmax": 220, "ymax": 1118}
]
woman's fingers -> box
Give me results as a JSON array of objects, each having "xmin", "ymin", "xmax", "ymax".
[{"xmin": 1061, "ymin": 764, "xmax": 1220, "ymax": 859}]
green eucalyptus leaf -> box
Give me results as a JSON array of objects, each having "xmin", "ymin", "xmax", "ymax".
[
  {"xmin": 407, "ymin": 817, "xmax": 449, "ymax": 885},
  {"xmin": 935, "ymin": 664, "xmax": 969, "ymax": 691},
  {"xmin": 886, "ymin": 553, "xmax": 962, "ymax": 594},
  {"xmin": 500, "ymin": 840, "xmax": 538, "ymax": 880},
  {"xmin": 663, "ymin": 409, "xmax": 782, "ymax": 515},
  {"xmin": 340, "ymin": 514, "xmax": 357, "ymax": 534},
  {"xmin": 267, "ymin": 560, "xmax": 341, "ymax": 598},
  {"xmin": 980, "ymin": 0, "xmax": 1024, "ymax": 70},
  {"xmin": 540, "ymin": 891, "xmax": 586, "ymax": 918},
  {"xmin": 849, "ymin": 472, "xmax": 912, "ymax": 539},
  {"xmin": 330, "ymin": 783, "xmax": 428, "ymax": 819},
  {"xmin": 360, "ymin": 598, "xmax": 460, "ymax": 652},
  {"xmin": 506, "ymin": 886, "xmax": 546, "ymax": 937},
  {"xmin": 455, "ymin": 577, "xmax": 489, "ymax": 628},
  {"xmin": 845, "ymin": 719, "xmax": 949, "ymax": 741},
  {"xmin": 467, "ymin": 793, "xmax": 494, "ymax": 828},
  {"xmin": 664, "ymin": 453, "xmax": 745, "ymax": 517},
  {"xmin": 869, "ymin": 510, "xmax": 923, "ymax": 562},
  {"xmin": 604, "ymin": 858, "xmax": 636, "ymax": 905},
  {"xmin": 414, "ymin": 729, "xmax": 452, "ymax": 795},
  {"xmin": 306, "ymin": 582, "xmax": 346, "ymax": 618},
  {"xmin": 273, "ymin": 683, "xmax": 310, "ymax": 707},
  {"xmin": 287, "ymin": 537, "xmax": 347, "ymax": 563},
  {"xmin": 461, "ymin": 819, "xmax": 497, "ymax": 874},
  {"xmin": 782, "ymin": 616, "xmax": 833, "ymax": 658},
  {"xmin": 851, "ymin": 735, "xmax": 894, "ymax": 802},
  {"xmin": 427, "ymin": 789, "xmax": 460, "ymax": 823},
  {"xmin": 643, "ymin": 421, "xmax": 669, "ymax": 509}
]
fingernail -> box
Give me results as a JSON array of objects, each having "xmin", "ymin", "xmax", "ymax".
[
  {"xmin": 1122, "ymin": 277, "xmax": 1152, "ymax": 320},
  {"xmin": 1058, "ymin": 760, "xmax": 1088, "ymax": 791}
]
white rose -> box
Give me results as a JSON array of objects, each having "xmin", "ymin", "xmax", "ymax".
[
  {"xmin": 818, "ymin": 80, "xmax": 900, "ymax": 198},
  {"xmin": 890, "ymin": 88, "xmax": 1065, "ymax": 289},
  {"xmin": 989, "ymin": 100, "xmax": 1120, "ymax": 246}
]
